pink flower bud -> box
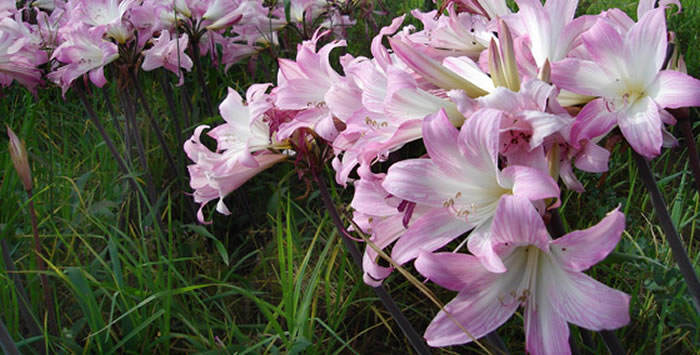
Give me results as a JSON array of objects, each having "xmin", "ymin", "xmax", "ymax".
[{"xmin": 7, "ymin": 126, "xmax": 32, "ymax": 191}]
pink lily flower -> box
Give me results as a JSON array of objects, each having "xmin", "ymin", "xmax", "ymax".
[
  {"xmin": 206, "ymin": 85, "xmax": 275, "ymax": 168},
  {"xmin": 0, "ymin": 0, "xmax": 14, "ymax": 18},
  {"xmin": 74, "ymin": 0, "xmax": 138, "ymax": 43},
  {"xmin": 48, "ymin": 27, "xmax": 119, "ymax": 95},
  {"xmin": 552, "ymin": 8, "xmax": 700, "ymax": 158},
  {"xmin": 407, "ymin": 7, "xmax": 489, "ymax": 59},
  {"xmin": 510, "ymin": 0, "xmax": 594, "ymax": 77},
  {"xmin": 184, "ymin": 125, "xmax": 285, "ymax": 224},
  {"xmin": 350, "ymin": 174, "xmax": 427, "ymax": 286},
  {"xmin": 274, "ymin": 30, "xmax": 350, "ymax": 141},
  {"xmin": 0, "ymin": 17, "xmax": 47, "ymax": 91},
  {"xmin": 141, "ymin": 30, "xmax": 193, "ymax": 86},
  {"xmin": 381, "ymin": 108, "xmax": 559, "ymax": 272},
  {"xmin": 415, "ymin": 195, "xmax": 630, "ymax": 353}
]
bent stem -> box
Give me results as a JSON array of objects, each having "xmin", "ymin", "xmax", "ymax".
[
  {"xmin": 27, "ymin": 190, "xmax": 57, "ymax": 337},
  {"xmin": 75, "ymin": 85, "xmax": 140, "ymax": 195},
  {"xmin": 190, "ymin": 35, "xmax": 214, "ymax": 117},
  {"xmin": 310, "ymin": 168, "xmax": 432, "ymax": 355},
  {"xmin": 119, "ymin": 86, "xmax": 158, "ymax": 207},
  {"xmin": 547, "ymin": 209, "xmax": 625, "ymax": 354},
  {"xmin": 633, "ymin": 152, "xmax": 700, "ymax": 313},
  {"xmin": 130, "ymin": 71, "xmax": 178, "ymax": 177}
]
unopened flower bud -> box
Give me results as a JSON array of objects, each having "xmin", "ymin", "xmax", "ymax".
[{"xmin": 7, "ymin": 126, "xmax": 32, "ymax": 191}]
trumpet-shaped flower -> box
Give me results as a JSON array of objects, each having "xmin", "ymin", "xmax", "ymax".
[
  {"xmin": 415, "ymin": 195, "xmax": 630, "ymax": 353},
  {"xmin": 141, "ymin": 30, "xmax": 193, "ymax": 85},
  {"xmin": 552, "ymin": 8, "xmax": 700, "ymax": 158},
  {"xmin": 48, "ymin": 27, "xmax": 119, "ymax": 95},
  {"xmin": 351, "ymin": 174, "xmax": 427, "ymax": 286},
  {"xmin": 382, "ymin": 108, "xmax": 559, "ymax": 271},
  {"xmin": 274, "ymin": 30, "xmax": 350, "ymax": 141},
  {"xmin": 74, "ymin": 0, "xmax": 137, "ymax": 42},
  {"xmin": 184, "ymin": 125, "xmax": 284, "ymax": 224},
  {"xmin": 206, "ymin": 85, "xmax": 274, "ymax": 168},
  {"xmin": 0, "ymin": 17, "xmax": 47, "ymax": 91}
]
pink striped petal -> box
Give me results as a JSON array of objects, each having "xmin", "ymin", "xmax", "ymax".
[
  {"xmin": 382, "ymin": 159, "xmax": 458, "ymax": 207},
  {"xmin": 549, "ymin": 270, "xmax": 631, "ymax": 331},
  {"xmin": 618, "ymin": 96, "xmax": 662, "ymax": 158},
  {"xmin": 423, "ymin": 109, "xmax": 467, "ymax": 178},
  {"xmin": 424, "ymin": 281, "xmax": 519, "ymax": 347},
  {"xmin": 649, "ymin": 70, "xmax": 700, "ymax": 109},
  {"xmin": 491, "ymin": 195, "xmax": 550, "ymax": 252},
  {"xmin": 624, "ymin": 8, "xmax": 667, "ymax": 87},
  {"xmin": 390, "ymin": 208, "xmax": 471, "ymax": 265},
  {"xmin": 415, "ymin": 250, "xmax": 487, "ymax": 292},
  {"xmin": 502, "ymin": 165, "xmax": 560, "ymax": 203},
  {"xmin": 551, "ymin": 58, "xmax": 620, "ymax": 98},
  {"xmin": 551, "ymin": 207, "xmax": 625, "ymax": 272},
  {"xmin": 524, "ymin": 290, "xmax": 571, "ymax": 355}
]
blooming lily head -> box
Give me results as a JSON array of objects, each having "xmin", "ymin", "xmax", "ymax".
[{"xmin": 416, "ymin": 195, "xmax": 630, "ymax": 353}]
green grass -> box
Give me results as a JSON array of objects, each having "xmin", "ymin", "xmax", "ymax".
[{"xmin": 1, "ymin": 0, "xmax": 700, "ymax": 353}]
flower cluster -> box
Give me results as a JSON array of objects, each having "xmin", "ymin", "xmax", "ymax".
[
  {"xmin": 0, "ymin": 0, "xmax": 355, "ymax": 94},
  {"xmin": 185, "ymin": 0, "xmax": 700, "ymax": 353}
]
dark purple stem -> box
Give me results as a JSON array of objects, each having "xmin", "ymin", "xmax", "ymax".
[
  {"xmin": 632, "ymin": 151, "xmax": 700, "ymax": 312},
  {"xmin": 310, "ymin": 168, "xmax": 432, "ymax": 355},
  {"xmin": 120, "ymin": 86, "xmax": 158, "ymax": 206},
  {"xmin": 673, "ymin": 108, "xmax": 700, "ymax": 193},
  {"xmin": 130, "ymin": 71, "xmax": 178, "ymax": 177},
  {"xmin": 0, "ymin": 317, "xmax": 20, "ymax": 355},
  {"xmin": 190, "ymin": 35, "xmax": 214, "ymax": 117}
]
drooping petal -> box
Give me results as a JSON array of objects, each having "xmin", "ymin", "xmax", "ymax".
[
  {"xmin": 362, "ymin": 214, "xmax": 405, "ymax": 286},
  {"xmin": 624, "ymin": 8, "xmax": 667, "ymax": 86},
  {"xmin": 423, "ymin": 247, "xmax": 529, "ymax": 347},
  {"xmin": 551, "ymin": 58, "xmax": 620, "ymax": 98},
  {"xmin": 545, "ymin": 262, "xmax": 630, "ymax": 331},
  {"xmin": 415, "ymin": 250, "xmax": 488, "ymax": 292},
  {"xmin": 551, "ymin": 207, "xmax": 625, "ymax": 272},
  {"xmin": 383, "ymin": 159, "xmax": 460, "ymax": 207},
  {"xmin": 574, "ymin": 142, "xmax": 610, "ymax": 173},
  {"xmin": 390, "ymin": 208, "xmax": 471, "ymax": 265},
  {"xmin": 351, "ymin": 178, "xmax": 398, "ymax": 217},
  {"xmin": 618, "ymin": 96, "xmax": 662, "ymax": 158},
  {"xmin": 501, "ymin": 165, "xmax": 560, "ymax": 203},
  {"xmin": 422, "ymin": 109, "xmax": 468, "ymax": 177},
  {"xmin": 648, "ymin": 70, "xmax": 700, "ymax": 109},
  {"xmin": 524, "ymin": 282, "xmax": 572, "ymax": 355}
]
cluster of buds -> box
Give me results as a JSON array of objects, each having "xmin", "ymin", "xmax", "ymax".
[{"xmin": 185, "ymin": 0, "xmax": 700, "ymax": 352}]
